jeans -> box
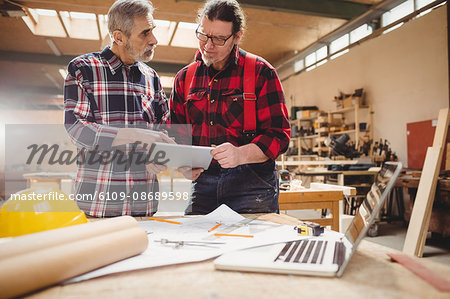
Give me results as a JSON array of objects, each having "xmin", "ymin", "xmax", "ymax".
[{"xmin": 185, "ymin": 161, "xmax": 279, "ymax": 215}]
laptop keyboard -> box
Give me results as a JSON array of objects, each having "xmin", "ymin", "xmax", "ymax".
[
  {"xmin": 274, "ymin": 239, "xmax": 345, "ymax": 267},
  {"xmin": 333, "ymin": 241, "xmax": 346, "ymax": 267}
]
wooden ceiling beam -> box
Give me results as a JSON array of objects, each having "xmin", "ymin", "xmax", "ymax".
[{"xmin": 179, "ymin": 0, "xmax": 371, "ymax": 20}]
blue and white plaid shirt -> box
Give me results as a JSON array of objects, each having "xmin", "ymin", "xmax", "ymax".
[{"xmin": 64, "ymin": 46, "xmax": 168, "ymax": 217}]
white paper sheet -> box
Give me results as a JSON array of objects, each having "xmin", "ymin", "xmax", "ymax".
[{"xmin": 66, "ymin": 205, "xmax": 318, "ymax": 283}]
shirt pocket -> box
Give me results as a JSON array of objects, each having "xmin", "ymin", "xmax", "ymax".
[
  {"xmin": 138, "ymin": 93, "xmax": 155, "ymax": 124},
  {"xmin": 221, "ymin": 89, "xmax": 244, "ymax": 129},
  {"xmin": 185, "ymin": 90, "xmax": 207, "ymax": 124}
]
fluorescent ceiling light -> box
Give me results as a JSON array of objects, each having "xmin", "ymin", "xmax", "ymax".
[{"xmin": 170, "ymin": 22, "xmax": 198, "ymax": 48}]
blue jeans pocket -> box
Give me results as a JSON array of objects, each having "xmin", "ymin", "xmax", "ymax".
[{"xmin": 244, "ymin": 163, "xmax": 277, "ymax": 191}]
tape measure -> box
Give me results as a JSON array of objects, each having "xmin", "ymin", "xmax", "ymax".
[{"xmin": 294, "ymin": 221, "xmax": 324, "ymax": 236}]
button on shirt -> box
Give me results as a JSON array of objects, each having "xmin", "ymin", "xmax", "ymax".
[
  {"xmin": 64, "ymin": 46, "xmax": 169, "ymax": 217},
  {"xmin": 170, "ymin": 46, "xmax": 290, "ymax": 161}
]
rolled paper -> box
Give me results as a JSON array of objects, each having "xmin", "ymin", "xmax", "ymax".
[
  {"xmin": 0, "ymin": 217, "xmax": 148, "ymax": 298},
  {"xmin": 0, "ymin": 216, "xmax": 139, "ymax": 259}
]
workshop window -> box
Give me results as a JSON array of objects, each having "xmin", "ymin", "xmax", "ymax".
[
  {"xmin": 294, "ymin": 59, "xmax": 304, "ymax": 73},
  {"xmin": 316, "ymin": 46, "xmax": 328, "ymax": 67},
  {"xmin": 330, "ymin": 34, "xmax": 349, "ymax": 54},
  {"xmin": 381, "ymin": 0, "xmax": 414, "ymax": 28},
  {"xmin": 350, "ymin": 24, "xmax": 373, "ymax": 44}
]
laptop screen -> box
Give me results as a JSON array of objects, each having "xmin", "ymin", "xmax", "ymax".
[{"xmin": 344, "ymin": 162, "xmax": 402, "ymax": 245}]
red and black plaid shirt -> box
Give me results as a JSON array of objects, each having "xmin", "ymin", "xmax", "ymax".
[{"xmin": 170, "ymin": 46, "xmax": 290, "ymax": 161}]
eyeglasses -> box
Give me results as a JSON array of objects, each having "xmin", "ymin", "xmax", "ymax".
[{"xmin": 195, "ymin": 28, "xmax": 233, "ymax": 46}]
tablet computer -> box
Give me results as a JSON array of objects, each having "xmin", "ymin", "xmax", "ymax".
[{"xmin": 151, "ymin": 142, "xmax": 214, "ymax": 169}]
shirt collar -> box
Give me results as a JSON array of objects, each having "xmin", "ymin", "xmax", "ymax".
[{"xmin": 100, "ymin": 46, "xmax": 143, "ymax": 76}]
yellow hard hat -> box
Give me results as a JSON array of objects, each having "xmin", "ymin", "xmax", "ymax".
[{"xmin": 0, "ymin": 188, "xmax": 88, "ymax": 237}]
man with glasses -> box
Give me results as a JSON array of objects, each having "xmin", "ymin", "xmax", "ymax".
[
  {"xmin": 64, "ymin": 0, "xmax": 173, "ymax": 217},
  {"xmin": 170, "ymin": 0, "xmax": 291, "ymax": 214}
]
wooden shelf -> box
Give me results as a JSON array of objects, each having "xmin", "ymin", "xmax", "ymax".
[
  {"xmin": 289, "ymin": 117, "xmax": 316, "ymax": 124},
  {"xmin": 330, "ymin": 129, "xmax": 356, "ymax": 135},
  {"xmin": 286, "ymin": 103, "xmax": 373, "ymax": 163},
  {"xmin": 315, "ymin": 127, "xmax": 328, "ymax": 133},
  {"xmin": 300, "ymin": 134, "xmax": 318, "ymax": 139},
  {"xmin": 329, "ymin": 105, "xmax": 370, "ymax": 114},
  {"xmin": 313, "ymin": 146, "xmax": 329, "ymax": 151},
  {"xmin": 291, "ymin": 135, "xmax": 318, "ymax": 140}
]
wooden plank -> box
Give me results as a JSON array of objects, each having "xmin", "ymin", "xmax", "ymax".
[
  {"xmin": 279, "ymin": 191, "xmax": 341, "ymax": 203},
  {"xmin": 432, "ymin": 109, "xmax": 449, "ymax": 148},
  {"xmin": 446, "ymin": 143, "xmax": 450, "ymax": 171},
  {"xmin": 279, "ymin": 189, "xmax": 342, "ymax": 231},
  {"xmin": 279, "ymin": 201, "xmax": 333, "ymax": 210},
  {"xmin": 403, "ymin": 108, "xmax": 450, "ymax": 257},
  {"xmin": 388, "ymin": 253, "xmax": 450, "ymax": 292},
  {"xmin": 256, "ymin": 213, "xmax": 300, "ymax": 225},
  {"xmin": 332, "ymin": 200, "xmax": 340, "ymax": 231},
  {"xmin": 419, "ymin": 109, "xmax": 450, "ymax": 256},
  {"xmin": 276, "ymin": 160, "xmax": 358, "ymax": 166},
  {"xmin": 310, "ymin": 183, "xmax": 357, "ymax": 196}
]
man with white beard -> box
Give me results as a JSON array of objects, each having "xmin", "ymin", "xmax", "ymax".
[{"xmin": 64, "ymin": 0, "xmax": 173, "ymax": 217}]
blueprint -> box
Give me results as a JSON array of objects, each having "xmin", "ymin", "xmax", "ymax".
[{"xmin": 66, "ymin": 205, "xmax": 309, "ymax": 283}]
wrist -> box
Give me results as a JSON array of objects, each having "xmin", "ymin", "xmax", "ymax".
[{"xmin": 236, "ymin": 145, "xmax": 247, "ymax": 166}]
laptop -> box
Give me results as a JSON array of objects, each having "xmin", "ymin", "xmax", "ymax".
[{"xmin": 214, "ymin": 162, "xmax": 402, "ymax": 277}]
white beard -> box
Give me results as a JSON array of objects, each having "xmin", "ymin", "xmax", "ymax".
[
  {"xmin": 126, "ymin": 42, "xmax": 155, "ymax": 63},
  {"xmin": 201, "ymin": 53, "xmax": 214, "ymax": 67}
]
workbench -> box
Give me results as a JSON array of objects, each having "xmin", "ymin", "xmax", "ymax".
[
  {"xmin": 22, "ymin": 214, "xmax": 450, "ymax": 299},
  {"xmin": 279, "ymin": 189, "xmax": 342, "ymax": 232},
  {"xmin": 279, "ymin": 183, "xmax": 356, "ymax": 232},
  {"xmin": 397, "ymin": 172, "xmax": 450, "ymax": 237}
]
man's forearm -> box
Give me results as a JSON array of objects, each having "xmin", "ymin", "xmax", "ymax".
[
  {"xmin": 237, "ymin": 143, "xmax": 269, "ymax": 165},
  {"xmin": 112, "ymin": 128, "xmax": 144, "ymax": 146},
  {"xmin": 112, "ymin": 128, "xmax": 175, "ymax": 147}
]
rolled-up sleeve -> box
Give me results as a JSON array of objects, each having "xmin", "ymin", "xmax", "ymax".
[
  {"xmin": 64, "ymin": 60, "xmax": 119, "ymax": 151},
  {"xmin": 251, "ymin": 66, "xmax": 291, "ymax": 160}
]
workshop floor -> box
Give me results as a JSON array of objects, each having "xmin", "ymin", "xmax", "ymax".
[{"xmin": 364, "ymin": 222, "xmax": 450, "ymax": 266}]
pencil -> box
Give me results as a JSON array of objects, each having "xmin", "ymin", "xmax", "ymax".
[
  {"xmin": 208, "ymin": 223, "xmax": 222, "ymax": 232},
  {"xmin": 148, "ymin": 217, "xmax": 181, "ymax": 225},
  {"xmin": 214, "ymin": 233, "xmax": 253, "ymax": 238}
]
